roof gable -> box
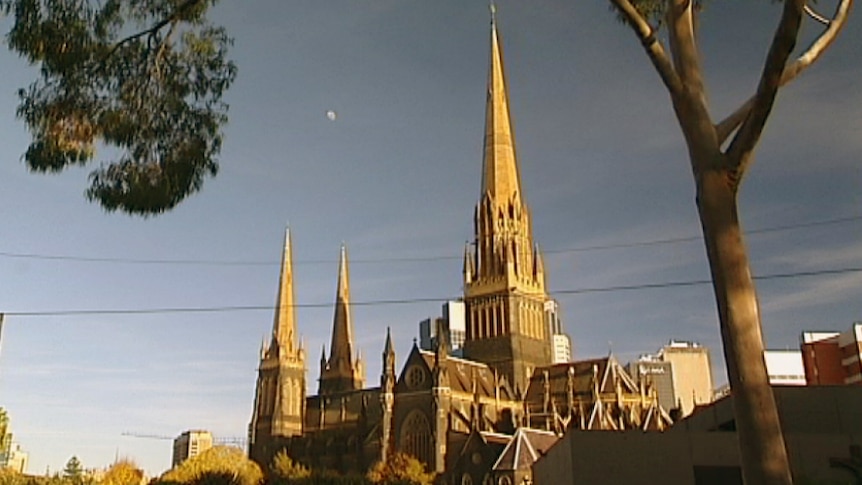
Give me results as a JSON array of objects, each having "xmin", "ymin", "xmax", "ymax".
[{"xmin": 492, "ymin": 428, "xmax": 559, "ymax": 471}]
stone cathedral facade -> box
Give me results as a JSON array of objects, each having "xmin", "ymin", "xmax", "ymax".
[{"xmin": 249, "ymin": 17, "xmax": 671, "ymax": 484}]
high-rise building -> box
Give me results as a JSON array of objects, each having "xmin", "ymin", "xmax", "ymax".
[
  {"xmin": 801, "ymin": 323, "xmax": 862, "ymax": 385},
  {"xmin": 763, "ymin": 350, "xmax": 806, "ymax": 386},
  {"xmin": 418, "ymin": 301, "xmax": 466, "ymax": 357},
  {"xmin": 626, "ymin": 356, "xmax": 676, "ymax": 414},
  {"xmin": 3, "ymin": 443, "xmax": 28, "ymax": 473},
  {"xmin": 657, "ymin": 341, "xmax": 713, "ymax": 416},
  {"xmin": 545, "ymin": 300, "xmax": 572, "ymax": 363},
  {"xmin": 172, "ymin": 430, "xmax": 213, "ymax": 467},
  {"xmin": 627, "ymin": 341, "xmax": 713, "ymax": 416}
]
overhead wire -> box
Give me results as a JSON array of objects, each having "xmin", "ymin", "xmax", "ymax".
[
  {"xmin": 0, "ymin": 214, "xmax": 859, "ymax": 266},
  {"xmin": 5, "ymin": 265, "xmax": 862, "ymax": 318}
]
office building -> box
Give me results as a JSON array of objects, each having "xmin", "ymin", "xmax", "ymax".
[
  {"xmin": 172, "ymin": 430, "xmax": 213, "ymax": 467},
  {"xmin": 801, "ymin": 323, "xmax": 862, "ymax": 385},
  {"xmin": 763, "ymin": 350, "xmax": 806, "ymax": 386}
]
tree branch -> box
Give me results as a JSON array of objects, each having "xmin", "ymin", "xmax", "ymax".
[
  {"xmin": 715, "ymin": 0, "xmax": 853, "ymax": 146},
  {"xmin": 782, "ymin": 0, "xmax": 853, "ymax": 85},
  {"xmin": 804, "ymin": 4, "xmax": 831, "ymax": 25},
  {"xmin": 666, "ymin": 0, "xmax": 705, "ymax": 94},
  {"xmin": 724, "ymin": 0, "xmax": 804, "ymax": 181},
  {"xmin": 609, "ymin": 0, "xmax": 684, "ymax": 96},
  {"xmin": 102, "ymin": 0, "xmax": 204, "ymax": 61}
]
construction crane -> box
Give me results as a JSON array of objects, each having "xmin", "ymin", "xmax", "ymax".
[{"xmin": 121, "ymin": 432, "xmax": 247, "ymax": 449}]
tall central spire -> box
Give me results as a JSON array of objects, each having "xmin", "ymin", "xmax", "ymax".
[
  {"xmin": 463, "ymin": 13, "xmax": 554, "ymax": 395},
  {"xmin": 273, "ymin": 227, "xmax": 298, "ymax": 354},
  {"xmin": 481, "ymin": 14, "xmax": 523, "ymax": 205}
]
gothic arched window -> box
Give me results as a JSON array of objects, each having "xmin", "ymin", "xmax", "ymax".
[{"xmin": 399, "ymin": 410, "xmax": 432, "ymax": 466}]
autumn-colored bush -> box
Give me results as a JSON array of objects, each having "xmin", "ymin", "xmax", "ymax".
[
  {"xmin": 366, "ymin": 453, "xmax": 434, "ymax": 485},
  {"xmin": 156, "ymin": 446, "xmax": 262, "ymax": 485}
]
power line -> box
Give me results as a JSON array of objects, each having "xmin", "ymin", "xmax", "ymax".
[
  {"xmin": 0, "ymin": 214, "xmax": 859, "ymax": 267},
  {"xmin": 5, "ymin": 266, "xmax": 861, "ymax": 318}
]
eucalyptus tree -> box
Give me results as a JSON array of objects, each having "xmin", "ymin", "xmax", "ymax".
[
  {"xmin": 608, "ymin": 0, "xmax": 853, "ymax": 483},
  {"xmin": 1, "ymin": 0, "xmax": 236, "ymax": 215}
]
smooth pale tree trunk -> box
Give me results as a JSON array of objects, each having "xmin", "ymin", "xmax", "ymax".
[
  {"xmin": 610, "ymin": 0, "xmax": 854, "ymax": 482},
  {"xmin": 696, "ymin": 167, "xmax": 793, "ymax": 485}
]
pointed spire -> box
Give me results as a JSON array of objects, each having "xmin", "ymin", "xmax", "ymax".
[
  {"xmin": 329, "ymin": 243, "xmax": 355, "ymax": 372},
  {"xmin": 319, "ymin": 244, "xmax": 365, "ymax": 394},
  {"xmin": 273, "ymin": 227, "xmax": 298, "ymax": 354},
  {"xmin": 383, "ymin": 327, "xmax": 395, "ymax": 360},
  {"xmin": 481, "ymin": 13, "xmax": 522, "ymax": 205},
  {"xmin": 463, "ymin": 241, "xmax": 474, "ymax": 284},
  {"xmin": 533, "ymin": 243, "xmax": 545, "ymax": 284},
  {"xmin": 382, "ymin": 327, "xmax": 396, "ymax": 388}
]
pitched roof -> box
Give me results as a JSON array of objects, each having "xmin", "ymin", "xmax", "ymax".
[
  {"xmin": 417, "ymin": 350, "xmax": 516, "ymax": 400},
  {"xmin": 492, "ymin": 428, "xmax": 559, "ymax": 471},
  {"xmin": 525, "ymin": 356, "xmax": 640, "ymax": 402}
]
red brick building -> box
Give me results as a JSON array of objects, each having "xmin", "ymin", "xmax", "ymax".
[{"xmin": 801, "ymin": 323, "xmax": 862, "ymax": 385}]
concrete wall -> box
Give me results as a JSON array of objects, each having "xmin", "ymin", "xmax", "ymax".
[{"xmin": 533, "ymin": 386, "xmax": 862, "ymax": 485}]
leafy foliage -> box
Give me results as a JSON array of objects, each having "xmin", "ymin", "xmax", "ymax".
[
  {"xmin": 63, "ymin": 457, "xmax": 84, "ymax": 484},
  {"xmin": 268, "ymin": 450, "xmax": 310, "ymax": 484},
  {"xmin": 100, "ymin": 460, "xmax": 144, "ymax": 485},
  {"xmin": 1, "ymin": 0, "xmax": 237, "ymax": 215},
  {"xmin": 0, "ymin": 469, "xmax": 29, "ymax": 485},
  {"xmin": 291, "ymin": 471, "xmax": 367, "ymax": 485},
  {"xmin": 156, "ymin": 446, "xmax": 262, "ymax": 485},
  {"xmin": 614, "ymin": 0, "xmax": 705, "ymax": 26},
  {"xmin": 366, "ymin": 453, "xmax": 435, "ymax": 485}
]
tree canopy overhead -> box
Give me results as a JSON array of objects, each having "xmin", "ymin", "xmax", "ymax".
[{"xmin": 1, "ymin": 0, "xmax": 236, "ymax": 216}]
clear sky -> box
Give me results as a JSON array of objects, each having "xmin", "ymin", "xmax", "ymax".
[{"xmin": 0, "ymin": 0, "xmax": 860, "ymax": 477}]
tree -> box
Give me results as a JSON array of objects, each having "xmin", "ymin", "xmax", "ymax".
[
  {"xmin": 100, "ymin": 460, "xmax": 144, "ymax": 485},
  {"xmin": 608, "ymin": 0, "xmax": 853, "ymax": 483},
  {"xmin": 0, "ymin": 0, "xmax": 236, "ymax": 216},
  {"xmin": 268, "ymin": 450, "xmax": 310, "ymax": 484},
  {"xmin": 156, "ymin": 446, "xmax": 262, "ymax": 485},
  {"xmin": 0, "ymin": 469, "xmax": 27, "ymax": 485},
  {"xmin": 366, "ymin": 453, "xmax": 434, "ymax": 485},
  {"xmin": 63, "ymin": 456, "xmax": 84, "ymax": 484}
]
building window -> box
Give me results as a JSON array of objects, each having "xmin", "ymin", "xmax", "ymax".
[
  {"xmin": 406, "ymin": 365, "xmax": 426, "ymax": 389},
  {"xmin": 400, "ymin": 410, "xmax": 432, "ymax": 466}
]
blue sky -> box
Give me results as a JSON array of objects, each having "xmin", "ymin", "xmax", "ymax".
[{"xmin": 1, "ymin": 0, "xmax": 860, "ymax": 476}]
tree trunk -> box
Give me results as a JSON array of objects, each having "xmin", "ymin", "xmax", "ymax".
[{"xmin": 696, "ymin": 168, "xmax": 793, "ymax": 485}]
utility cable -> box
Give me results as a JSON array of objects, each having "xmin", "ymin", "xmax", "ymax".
[
  {"xmin": 0, "ymin": 214, "xmax": 859, "ymax": 267},
  {"xmin": 4, "ymin": 265, "xmax": 861, "ymax": 318}
]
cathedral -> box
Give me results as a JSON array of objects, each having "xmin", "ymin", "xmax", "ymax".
[{"xmin": 248, "ymin": 16, "xmax": 671, "ymax": 484}]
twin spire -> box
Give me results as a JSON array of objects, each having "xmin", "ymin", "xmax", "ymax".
[
  {"xmin": 267, "ymin": 230, "xmax": 364, "ymax": 394},
  {"xmin": 319, "ymin": 244, "xmax": 365, "ymax": 394},
  {"xmin": 273, "ymin": 228, "xmax": 297, "ymax": 355}
]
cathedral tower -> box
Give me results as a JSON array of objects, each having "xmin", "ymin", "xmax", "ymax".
[
  {"xmin": 462, "ymin": 15, "xmax": 553, "ymax": 395},
  {"xmin": 249, "ymin": 228, "xmax": 306, "ymax": 461},
  {"xmin": 319, "ymin": 244, "xmax": 365, "ymax": 394}
]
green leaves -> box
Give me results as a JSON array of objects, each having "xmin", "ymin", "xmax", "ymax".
[
  {"xmin": 4, "ymin": 0, "xmax": 236, "ymax": 215},
  {"xmin": 612, "ymin": 0, "xmax": 706, "ymax": 27}
]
